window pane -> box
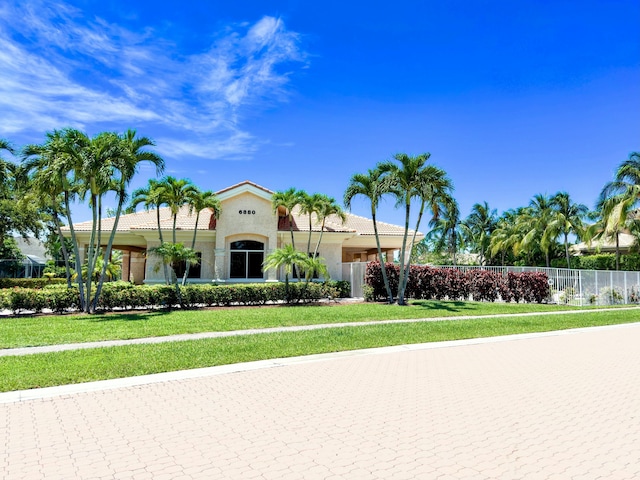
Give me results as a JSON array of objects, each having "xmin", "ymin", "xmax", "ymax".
[
  {"xmin": 230, "ymin": 252, "xmax": 246, "ymax": 278},
  {"xmin": 248, "ymin": 252, "xmax": 264, "ymax": 278},
  {"xmin": 230, "ymin": 240, "xmax": 264, "ymax": 250}
]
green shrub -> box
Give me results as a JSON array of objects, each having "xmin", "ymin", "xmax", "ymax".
[{"xmin": 0, "ymin": 278, "xmax": 67, "ymax": 289}]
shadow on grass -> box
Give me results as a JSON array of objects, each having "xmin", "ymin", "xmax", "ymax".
[
  {"xmin": 410, "ymin": 300, "xmax": 480, "ymax": 313},
  {"xmin": 86, "ymin": 311, "xmax": 169, "ymax": 322}
]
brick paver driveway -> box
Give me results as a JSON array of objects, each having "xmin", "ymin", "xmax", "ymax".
[{"xmin": 2, "ymin": 323, "xmax": 640, "ymax": 479}]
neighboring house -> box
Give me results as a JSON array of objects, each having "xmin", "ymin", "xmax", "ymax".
[
  {"xmin": 63, "ymin": 181, "xmax": 423, "ymax": 284},
  {"xmin": 572, "ymin": 232, "xmax": 637, "ymax": 256},
  {"xmin": 0, "ymin": 237, "xmax": 50, "ymax": 278}
]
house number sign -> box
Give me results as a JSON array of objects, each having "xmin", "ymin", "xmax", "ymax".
[{"xmin": 238, "ymin": 210, "xmax": 256, "ymax": 214}]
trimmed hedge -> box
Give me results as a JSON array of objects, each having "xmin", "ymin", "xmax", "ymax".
[
  {"xmin": 551, "ymin": 253, "xmax": 640, "ymax": 271},
  {"xmin": 0, "ymin": 278, "xmax": 67, "ymax": 289},
  {"xmin": 0, "ymin": 280, "xmax": 350, "ymax": 315},
  {"xmin": 364, "ymin": 262, "xmax": 549, "ymax": 303}
]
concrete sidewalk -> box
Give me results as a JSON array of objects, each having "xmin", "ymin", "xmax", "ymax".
[{"xmin": 2, "ymin": 322, "xmax": 639, "ymax": 479}]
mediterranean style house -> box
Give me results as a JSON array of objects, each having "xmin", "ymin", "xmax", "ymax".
[{"xmin": 65, "ymin": 181, "xmax": 423, "ymax": 284}]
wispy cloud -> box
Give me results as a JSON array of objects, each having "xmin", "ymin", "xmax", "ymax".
[{"xmin": 0, "ymin": 1, "xmax": 306, "ymax": 160}]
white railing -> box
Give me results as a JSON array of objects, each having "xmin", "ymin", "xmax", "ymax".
[{"xmin": 342, "ymin": 262, "xmax": 640, "ymax": 305}]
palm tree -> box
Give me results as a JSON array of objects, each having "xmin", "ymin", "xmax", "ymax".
[
  {"xmin": 489, "ymin": 209, "xmax": 523, "ymax": 266},
  {"xmin": 591, "ymin": 192, "xmax": 636, "ymax": 270},
  {"xmin": 463, "ymin": 201, "xmax": 497, "ymax": 266},
  {"xmin": 426, "ymin": 198, "xmax": 464, "ymax": 265},
  {"xmin": 157, "ymin": 176, "xmax": 198, "ymax": 244},
  {"xmin": 344, "ymin": 167, "xmax": 394, "ymax": 303},
  {"xmin": 130, "ymin": 179, "xmax": 171, "ymax": 283},
  {"xmin": 130, "ymin": 179, "xmax": 169, "ymax": 243},
  {"xmin": 148, "ymin": 242, "xmax": 199, "ymax": 302},
  {"xmin": 379, "ymin": 153, "xmax": 452, "ymax": 305},
  {"xmin": 547, "ymin": 192, "xmax": 588, "ymax": 269},
  {"xmin": 299, "ymin": 191, "xmax": 323, "ymax": 255},
  {"xmin": 92, "ymin": 130, "xmax": 164, "ymax": 310},
  {"xmin": 182, "ymin": 189, "xmax": 221, "ymax": 285},
  {"xmin": 272, "ymin": 188, "xmax": 303, "ymax": 249},
  {"xmin": 313, "ymin": 195, "xmax": 346, "ymax": 258},
  {"xmin": 262, "ymin": 244, "xmax": 309, "ymax": 302},
  {"xmin": 0, "ymin": 139, "xmax": 17, "ymax": 187},
  {"xmin": 518, "ymin": 194, "xmax": 555, "ymax": 267}
]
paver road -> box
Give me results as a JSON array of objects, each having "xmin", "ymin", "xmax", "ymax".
[{"xmin": 2, "ymin": 323, "xmax": 640, "ymax": 479}]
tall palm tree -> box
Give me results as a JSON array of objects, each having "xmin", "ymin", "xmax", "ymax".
[
  {"xmin": 463, "ymin": 201, "xmax": 497, "ymax": 266},
  {"xmin": 298, "ymin": 191, "xmax": 324, "ymax": 255},
  {"xmin": 344, "ymin": 167, "xmax": 394, "ymax": 303},
  {"xmin": 546, "ymin": 192, "xmax": 588, "ymax": 269},
  {"xmin": 182, "ymin": 188, "xmax": 221, "ymax": 285},
  {"xmin": 379, "ymin": 152, "xmax": 452, "ymax": 305},
  {"xmin": 313, "ymin": 195, "xmax": 346, "ymax": 258},
  {"xmin": 158, "ymin": 176, "xmax": 199, "ymax": 244},
  {"xmin": 92, "ymin": 130, "xmax": 164, "ymax": 309},
  {"xmin": 272, "ymin": 188, "xmax": 303, "ymax": 249}
]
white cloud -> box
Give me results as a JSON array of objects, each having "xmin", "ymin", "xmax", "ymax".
[{"xmin": 0, "ymin": 1, "xmax": 306, "ymax": 160}]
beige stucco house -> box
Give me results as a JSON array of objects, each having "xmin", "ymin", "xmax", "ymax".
[{"xmin": 66, "ymin": 181, "xmax": 422, "ymax": 284}]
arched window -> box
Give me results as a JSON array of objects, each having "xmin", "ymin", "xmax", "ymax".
[{"xmin": 230, "ymin": 240, "xmax": 264, "ymax": 279}]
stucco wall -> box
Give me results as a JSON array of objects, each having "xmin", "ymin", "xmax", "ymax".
[{"xmin": 215, "ymin": 192, "xmax": 278, "ymax": 281}]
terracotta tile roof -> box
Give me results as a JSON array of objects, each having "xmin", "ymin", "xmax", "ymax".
[
  {"xmin": 280, "ymin": 208, "xmax": 419, "ymax": 237},
  {"xmin": 63, "ymin": 206, "xmax": 217, "ymax": 232}
]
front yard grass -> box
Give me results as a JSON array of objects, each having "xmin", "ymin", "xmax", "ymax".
[
  {"xmin": 1, "ymin": 308, "xmax": 639, "ymax": 392},
  {"xmin": 0, "ymin": 300, "xmax": 606, "ymax": 349}
]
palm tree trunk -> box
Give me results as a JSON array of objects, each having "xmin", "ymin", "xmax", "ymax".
[
  {"xmin": 156, "ymin": 207, "xmax": 169, "ymax": 284},
  {"xmin": 91, "ymin": 193, "xmax": 126, "ymax": 313},
  {"xmin": 372, "ymin": 212, "xmax": 393, "ymax": 303},
  {"xmin": 401, "ymin": 200, "xmax": 425, "ymax": 301},
  {"xmin": 53, "ymin": 215, "xmax": 72, "ymax": 289},
  {"xmin": 182, "ymin": 212, "xmax": 200, "ymax": 286},
  {"xmin": 313, "ymin": 219, "xmax": 326, "ymax": 258},
  {"xmin": 564, "ymin": 233, "xmax": 571, "ymax": 269},
  {"xmin": 397, "ymin": 200, "xmax": 411, "ymax": 306},
  {"xmin": 63, "ymin": 192, "xmax": 86, "ymax": 312},
  {"xmin": 615, "ymin": 233, "xmax": 620, "ymax": 270}
]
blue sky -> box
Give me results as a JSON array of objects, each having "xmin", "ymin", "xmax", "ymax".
[{"xmin": 1, "ymin": 0, "xmax": 638, "ymax": 225}]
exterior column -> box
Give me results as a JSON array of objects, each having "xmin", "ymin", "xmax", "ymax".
[
  {"xmin": 130, "ymin": 251, "xmax": 145, "ymax": 285},
  {"xmin": 214, "ymin": 248, "xmax": 226, "ymax": 282},
  {"xmin": 121, "ymin": 251, "xmax": 131, "ymax": 283},
  {"xmin": 265, "ymin": 248, "xmax": 278, "ymax": 282}
]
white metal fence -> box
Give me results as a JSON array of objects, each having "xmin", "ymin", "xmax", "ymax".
[{"xmin": 342, "ymin": 262, "xmax": 640, "ymax": 305}]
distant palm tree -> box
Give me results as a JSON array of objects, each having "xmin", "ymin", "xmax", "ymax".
[
  {"xmin": 518, "ymin": 194, "xmax": 555, "ymax": 267},
  {"xmin": 489, "ymin": 209, "xmax": 523, "ymax": 266},
  {"xmin": 463, "ymin": 201, "xmax": 497, "ymax": 266},
  {"xmin": 426, "ymin": 198, "xmax": 464, "ymax": 265},
  {"xmin": 344, "ymin": 167, "xmax": 394, "ymax": 303},
  {"xmin": 547, "ymin": 192, "xmax": 588, "ymax": 269}
]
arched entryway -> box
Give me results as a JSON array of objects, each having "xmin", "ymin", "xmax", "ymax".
[{"xmin": 229, "ymin": 240, "xmax": 264, "ymax": 279}]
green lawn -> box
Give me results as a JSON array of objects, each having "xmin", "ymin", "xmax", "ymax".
[
  {"xmin": 0, "ymin": 300, "xmax": 603, "ymax": 348},
  {"xmin": 1, "ymin": 307, "xmax": 639, "ymax": 392}
]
